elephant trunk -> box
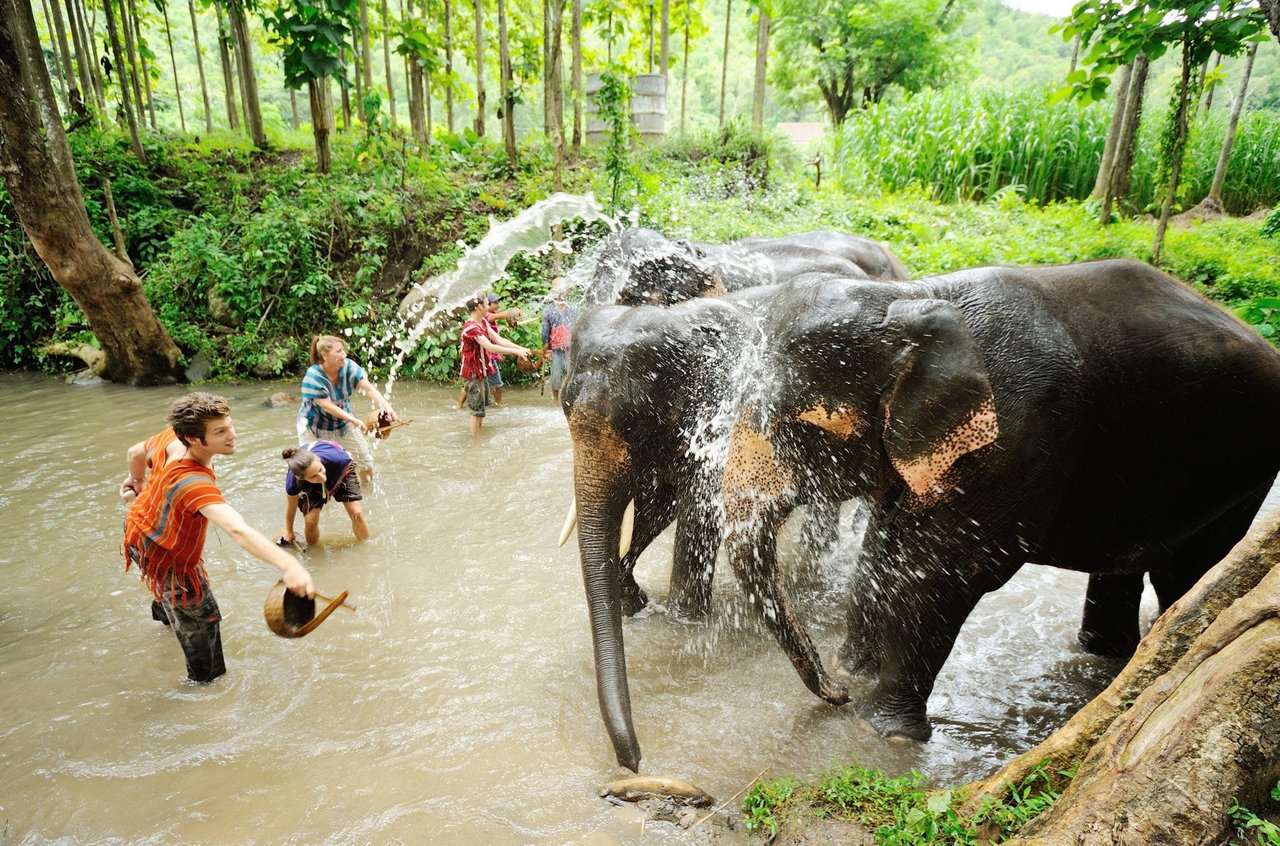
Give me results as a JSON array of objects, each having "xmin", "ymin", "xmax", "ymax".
[{"xmin": 569, "ymin": 410, "xmax": 642, "ymax": 771}]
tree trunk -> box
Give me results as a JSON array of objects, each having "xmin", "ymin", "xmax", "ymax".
[
  {"xmin": 1092, "ymin": 62, "xmax": 1130, "ymax": 202},
  {"xmin": 380, "ymin": 0, "xmax": 394, "ymax": 120},
  {"xmin": 128, "ymin": 0, "xmax": 155, "ymax": 129},
  {"xmin": 161, "ymin": 3, "xmax": 185, "ymax": 133},
  {"xmin": 543, "ymin": 0, "xmax": 565, "ymax": 142},
  {"xmin": 751, "ymin": 10, "xmax": 768, "ymax": 130},
  {"xmin": 225, "ymin": 0, "xmax": 266, "ymax": 147},
  {"xmin": 358, "ymin": 0, "xmax": 373, "ymax": 93},
  {"xmin": 443, "ymin": 0, "xmax": 454, "ymax": 132},
  {"xmin": 352, "ymin": 27, "xmax": 365, "ymax": 121},
  {"xmin": 308, "ymin": 77, "xmax": 332, "ymax": 172},
  {"xmin": 215, "ymin": 3, "xmax": 239, "ymax": 129},
  {"xmin": 965, "ymin": 507, "xmax": 1280, "ymax": 846},
  {"xmin": 103, "ymin": 0, "xmax": 146, "ymax": 161},
  {"xmin": 45, "ymin": 0, "xmax": 75, "ymax": 108},
  {"xmin": 680, "ymin": 8, "xmax": 689, "ymax": 135},
  {"xmin": 188, "ymin": 0, "xmax": 211, "ymax": 133},
  {"xmin": 1261, "ymin": 0, "xmax": 1280, "ymax": 41},
  {"xmin": 1068, "ymin": 33, "xmax": 1079, "ymax": 75},
  {"xmin": 65, "ymin": 0, "xmax": 98, "ymax": 113},
  {"xmin": 1101, "ymin": 52, "xmax": 1148, "ymax": 223},
  {"xmin": 718, "ymin": 0, "xmax": 730, "ymax": 126},
  {"xmin": 82, "ymin": 0, "xmax": 106, "ymax": 111},
  {"xmin": 1200, "ymin": 52, "xmax": 1221, "ymax": 114},
  {"xmin": 1153, "ymin": 38, "xmax": 1194, "ymax": 265},
  {"xmin": 646, "ymin": 0, "xmax": 653, "ymax": 70},
  {"xmin": 118, "ymin": 0, "xmax": 146, "ymax": 126},
  {"xmin": 571, "ymin": 0, "xmax": 580, "ymax": 149},
  {"xmin": 339, "ymin": 46, "xmax": 351, "ymax": 129},
  {"xmin": 659, "ymin": 0, "xmax": 669, "ymax": 77},
  {"xmin": 497, "ymin": 0, "xmax": 515, "ymax": 164},
  {"xmin": 472, "ymin": 0, "xmax": 485, "ymax": 136},
  {"xmin": 288, "ymin": 86, "xmax": 298, "ymax": 130},
  {"xmin": 1206, "ymin": 43, "xmax": 1256, "ymax": 208},
  {"xmin": 0, "ymin": 0, "xmax": 180, "ymax": 384}
]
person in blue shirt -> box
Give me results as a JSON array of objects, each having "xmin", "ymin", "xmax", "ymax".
[
  {"xmin": 279, "ymin": 441, "xmax": 369, "ymax": 546},
  {"xmin": 297, "ymin": 334, "xmax": 397, "ymax": 484},
  {"xmin": 540, "ymin": 286, "xmax": 580, "ymax": 403}
]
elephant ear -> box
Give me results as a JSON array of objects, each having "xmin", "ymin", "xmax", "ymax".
[{"xmin": 880, "ymin": 299, "xmax": 999, "ymax": 506}]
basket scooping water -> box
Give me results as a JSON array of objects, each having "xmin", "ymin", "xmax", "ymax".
[{"xmin": 263, "ymin": 580, "xmax": 352, "ymax": 638}]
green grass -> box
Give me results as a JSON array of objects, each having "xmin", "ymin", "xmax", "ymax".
[{"xmin": 740, "ymin": 760, "xmax": 1067, "ymax": 844}]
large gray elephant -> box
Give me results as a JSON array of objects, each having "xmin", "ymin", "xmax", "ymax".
[
  {"xmin": 711, "ymin": 259, "xmax": 1280, "ymax": 745},
  {"xmin": 584, "ymin": 227, "xmax": 908, "ymax": 306},
  {"xmin": 565, "ymin": 228, "xmax": 909, "ymax": 623}
]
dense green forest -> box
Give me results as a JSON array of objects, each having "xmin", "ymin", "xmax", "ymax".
[{"xmin": 2, "ymin": 0, "xmax": 1279, "ymax": 384}]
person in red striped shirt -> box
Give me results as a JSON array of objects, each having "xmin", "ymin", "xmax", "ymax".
[
  {"xmin": 459, "ymin": 296, "xmax": 531, "ymax": 437},
  {"xmin": 124, "ymin": 393, "xmax": 315, "ymax": 683}
]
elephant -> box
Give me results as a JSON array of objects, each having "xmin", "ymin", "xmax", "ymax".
[
  {"xmin": 710, "ymin": 259, "xmax": 1280, "ymax": 745},
  {"xmin": 565, "ymin": 228, "xmax": 910, "ymax": 617},
  {"xmin": 584, "ymin": 227, "xmax": 908, "ymax": 306}
]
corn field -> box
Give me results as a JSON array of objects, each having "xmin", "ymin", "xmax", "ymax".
[{"xmin": 831, "ymin": 87, "xmax": 1280, "ymax": 214}]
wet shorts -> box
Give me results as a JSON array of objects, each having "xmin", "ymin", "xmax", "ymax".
[
  {"xmin": 158, "ymin": 576, "xmax": 225, "ymax": 684},
  {"xmin": 297, "ymin": 468, "xmax": 362, "ymax": 514},
  {"xmin": 465, "ymin": 378, "xmax": 489, "ymax": 417}
]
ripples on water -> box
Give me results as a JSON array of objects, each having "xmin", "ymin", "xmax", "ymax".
[{"xmin": 7, "ymin": 372, "xmax": 1258, "ymax": 844}]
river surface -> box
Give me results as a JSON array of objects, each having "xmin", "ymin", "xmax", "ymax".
[{"xmin": 2, "ymin": 372, "xmax": 1276, "ymax": 845}]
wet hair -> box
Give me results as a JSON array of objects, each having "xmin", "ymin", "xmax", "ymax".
[
  {"xmin": 310, "ymin": 334, "xmax": 346, "ymax": 365},
  {"xmin": 281, "ymin": 445, "xmax": 320, "ymax": 476},
  {"xmin": 465, "ymin": 296, "xmax": 486, "ymax": 313},
  {"xmin": 167, "ymin": 392, "xmax": 231, "ymax": 446}
]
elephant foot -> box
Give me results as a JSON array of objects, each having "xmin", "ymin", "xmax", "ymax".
[
  {"xmin": 819, "ymin": 677, "xmax": 850, "ymax": 706},
  {"xmin": 621, "ymin": 585, "xmax": 650, "ymax": 617},
  {"xmin": 1076, "ymin": 627, "xmax": 1138, "ymax": 660},
  {"xmin": 665, "ymin": 599, "xmax": 710, "ymax": 624},
  {"xmin": 832, "ymin": 646, "xmax": 880, "ymax": 679},
  {"xmin": 858, "ymin": 688, "xmax": 932, "ymax": 742}
]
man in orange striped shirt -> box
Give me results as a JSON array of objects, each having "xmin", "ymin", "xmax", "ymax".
[{"xmin": 124, "ymin": 393, "xmax": 315, "ymax": 683}]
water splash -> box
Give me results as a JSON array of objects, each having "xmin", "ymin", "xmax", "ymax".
[{"xmin": 377, "ymin": 192, "xmax": 617, "ymax": 397}]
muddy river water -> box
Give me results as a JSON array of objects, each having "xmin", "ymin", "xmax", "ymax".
[{"xmin": 2, "ymin": 372, "xmax": 1276, "ymax": 845}]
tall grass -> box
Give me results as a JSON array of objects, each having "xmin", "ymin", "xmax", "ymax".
[{"xmin": 831, "ymin": 86, "xmax": 1280, "ymax": 213}]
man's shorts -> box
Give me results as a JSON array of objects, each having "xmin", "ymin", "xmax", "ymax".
[
  {"xmin": 158, "ymin": 575, "xmax": 225, "ymax": 684},
  {"xmin": 297, "ymin": 466, "xmax": 362, "ymax": 514},
  {"xmin": 549, "ymin": 349, "xmax": 569, "ymax": 391},
  {"xmin": 466, "ymin": 378, "xmax": 489, "ymax": 417}
]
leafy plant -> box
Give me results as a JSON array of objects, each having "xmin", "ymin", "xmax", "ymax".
[
  {"xmin": 1228, "ymin": 781, "xmax": 1280, "ymax": 846},
  {"xmin": 595, "ymin": 69, "xmax": 635, "ymax": 213}
]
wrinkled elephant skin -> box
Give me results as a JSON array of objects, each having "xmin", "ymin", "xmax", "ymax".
[{"xmin": 719, "ymin": 260, "xmax": 1280, "ymax": 741}]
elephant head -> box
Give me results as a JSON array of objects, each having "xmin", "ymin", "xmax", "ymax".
[
  {"xmin": 561, "ymin": 298, "xmax": 747, "ymax": 770},
  {"xmin": 719, "ymin": 282, "xmax": 998, "ymax": 709}
]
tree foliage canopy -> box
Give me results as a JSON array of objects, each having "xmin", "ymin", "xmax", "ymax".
[{"xmin": 770, "ymin": 0, "xmax": 969, "ymax": 127}]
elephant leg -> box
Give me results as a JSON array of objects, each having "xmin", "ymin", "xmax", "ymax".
[
  {"xmin": 729, "ymin": 514, "xmax": 849, "ymax": 706},
  {"xmin": 860, "ymin": 532, "xmax": 1012, "ymax": 741},
  {"xmin": 1077, "ymin": 572, "xmax": 1143, "ymax": 659},
  {"xmin": 667, "ymin": 498, "xmax": 721, "ymax": 621},
  {"xmin": 837, "ymin": 513, "xmax": 888, "ymax": 677},
  {"xmin": 618, "ymin": 483, "xmax": 678, "ymax": 617},
  {"xmin": 1151, "ymin": 481, "xmax": 1271, "ymax": 613}
]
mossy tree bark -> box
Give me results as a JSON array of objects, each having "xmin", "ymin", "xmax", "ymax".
[
  {"xmin": 963, "ymin": 507, "xmax": 1280, "ymax": 845},
  {"xmin": 0, "ymin": 0, "xmax": 181, "ymax": 385}
]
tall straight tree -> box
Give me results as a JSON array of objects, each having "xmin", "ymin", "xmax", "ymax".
[
  {"xmin": 188, "ymin": 0, "xmax": 213, "ymax": 132},
  {"xmin": 443, "ymin": 0, "xmax": 454, "ymax": 130},
  {"xmin": 65, "ymin": 0, "xmax": 99, "ymax": 111},
  {"xmin": 658, "ymin": 0, "xmax": 668, "ymax": 75},
  {"xmin": 1103, "ymin": 52, "xmax": 1149, "ymax": 222},
  {"xmin": 223, "ymin": 0, "xmax": 267, "ymax": 147},
  {"xmin": 215, "ymin": 2, "xmax": 240, "ymax": 128},
  {"xmin": 472, "ymin": 0, "xmax": 484, "ymax": 135},
  {"xmin": 718, "ymin": 0, "xmax": 730, "ymax": 125},
  {"xmin": 1205, "ymin": 42, "xmax": 1257, "ymax": 208},
  {"xmin": 380, "ymin": 0, "xmax": 394, "ymax": 118},
  {"xmin": 160, "ymin": 0, "xmax": 186, "ymax": 133},
  {"xmin": 0, "ymin": 0, "xmax": 180, "ymax": 383},
  {"xmin": 751, "ymin": 0, "xmax": 769, "ymax": 129},
  {"xmin": 104, "ymin": 0, "xmax": 147, "ymax": 160},
  {"xmin": 128, "ymin": 0, "xmax": 156, "ymax": 127},
  {"xmin": 570, "ymin": 0, "xmax": 580, "ymax": 147},
  {"xmin": 543, "ymin": 0, "xmax": 566, "ymax": 139},
  {"xmin": 118, "ymin": 0, "xmax": 147, "ymax": 124},
  {"xmin": 1091, "ymin": 61, "xmax": 1131, "ymax": 201},
  {"xmin": 266, "ymin": 0, "xmax": 356, "ymax": 171},
  {"xmin": 45, "ymin": 0, "xmax": 75, "ymax": 105},
  {"xmin": 496, "ymin": 0, "xmax": 514, "ymax": 161}
]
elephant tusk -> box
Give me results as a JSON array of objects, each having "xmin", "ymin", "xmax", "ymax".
[
  {"xmin": 558, "ymin": 499, "xmax": 578, "ymax": 548},
  {"xmin": 619, "ymin": 499, "xmax": 636, "ymax": 559}
]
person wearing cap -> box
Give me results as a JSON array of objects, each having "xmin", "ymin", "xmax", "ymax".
[
  {"xmin": 459, "ymin": 296, "xmax": 532, "ymax": 436},
  {"xmin": 540, "ymin": 284, "xmax": 580, "ymax": 403},
  {"xmin": 123, "ymin": 392, "xmax": 315, "ymax": 683}
]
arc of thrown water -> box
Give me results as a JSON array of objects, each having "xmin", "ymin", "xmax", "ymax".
[{"xmin": 379, "ymin": 192, "xmax": 617, "ymax": 398}]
